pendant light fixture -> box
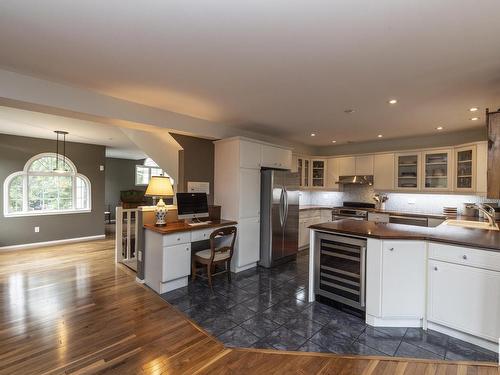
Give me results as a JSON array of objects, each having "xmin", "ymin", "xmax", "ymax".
[{"xmin": 54, "ymin": 130, "xmax": 69, "ymax": 173}]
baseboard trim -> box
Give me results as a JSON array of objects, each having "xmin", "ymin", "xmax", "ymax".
[{"xmin": 0, "ymin": 235, "xmax": 106, "ymax": 252}]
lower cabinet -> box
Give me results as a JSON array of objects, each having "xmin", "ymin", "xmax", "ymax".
[
  {"xmin": 299, "ymin": 210, "xmax": 329, "ymax": 249},
  {"xmin": 234, "ymin": 217, "xmax": 260, "ymax": 269},
  {"xmin": 366, "ymin": 239, "xmax": 426, "ymax": 325},
  {"xmin": 163, "ymin": 243, "xmax": 191, "ymax": 282},
  {"xmin": 427, "ymin": 259, "xmax": 500, "ymax": 342}
]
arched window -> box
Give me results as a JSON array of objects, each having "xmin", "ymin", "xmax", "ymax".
[{"xmin": 4, "ymin": 153, "xmax": 91, "ymax": 217}]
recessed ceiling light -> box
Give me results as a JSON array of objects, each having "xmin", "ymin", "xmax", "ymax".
[
  {"xmin": 470, "ymin": 117, "xmax": 479, "ymax": 121},
  {"xmin": 310, "ymin": 133, "xmax": 316, "ymax": 137},
  {"xmin": 344, "ymin": 109, "xmax": 355, "ymax": 114},
  {"xmin": 469, "ymin": 107, "xmax": 478, "ymax": 112},
  {"xmin": 377, "ymin": 134, "xmax": 383, "ymax": 138},
  {"xmin": 388, "ymin": 99, "xmax": 398, "ymax": 104},
  {"xmin": 436, "ymin": 126, "xmax": 444, "ymax": 130},
  {"xmin": 331, "ymin": 140, "xmax": 337, "ymax": 143}
]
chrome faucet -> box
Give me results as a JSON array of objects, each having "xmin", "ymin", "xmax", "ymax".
[{"xmin": 473, "ymin": 203, "xmax": 497, "ymax": 227}]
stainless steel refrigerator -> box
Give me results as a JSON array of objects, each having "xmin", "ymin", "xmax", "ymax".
[{"xmin": 259, "ymin": 169, "xmax": 300, "ymax": 268}]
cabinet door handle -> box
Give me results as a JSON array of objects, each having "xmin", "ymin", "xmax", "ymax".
[
  {"xmin": 389, "ymin": 247, "xmax": 394, "ymax": 251},
  {"xmin": 434, "ymin": 266, "xmax": 438, "ymax": 271},
  {"xmin": 462, "ymin": 255, "xmax": 467, "ymax": 260}
]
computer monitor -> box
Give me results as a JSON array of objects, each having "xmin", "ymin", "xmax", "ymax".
[{"xmin": 176, "ymin": 193, "xmax": 209, "ymax": 220}]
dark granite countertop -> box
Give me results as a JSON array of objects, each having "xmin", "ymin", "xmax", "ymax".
[
  {"xmin": 299, "ymin": 205, "xmax": 333, "ymax": 211},
  {"xmin": 144, "ymin": 219, "xmax": 237, "ymax": 234},
  {"xmin": 309, "ymin": 219, "xmax": 500, "ymax": 252}
]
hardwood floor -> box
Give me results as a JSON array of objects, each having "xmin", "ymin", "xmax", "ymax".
[{"xmin": 0, "ymin": 238, "xmax": 497, "ymax": 374}]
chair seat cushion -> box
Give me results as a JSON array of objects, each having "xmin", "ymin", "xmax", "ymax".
[{"xmin": 195, "ymin": 249, "xmax": 230, "ymax": 262}]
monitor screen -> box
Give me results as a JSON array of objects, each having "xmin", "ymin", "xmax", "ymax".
[{"xmin": 176, "ymin": 193, "xmax": 209, "ymax": 219}]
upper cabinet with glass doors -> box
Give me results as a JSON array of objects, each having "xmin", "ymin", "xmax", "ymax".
[
  {"xmin": 455, "ymin": 145, "xmax": 476, "ymax": 192},
  {"xmin": 422, "ymin": 149, "xmax": 452, "ymax": 191},
  {"xmin": 311, "ymin": 159, "xmax": 326, "ymax": 188},
  {"xmin": 395, "ymin": 153, "xmax": 421, "ymax": 190}
]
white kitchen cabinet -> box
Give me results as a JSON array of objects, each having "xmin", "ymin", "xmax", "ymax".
[
  {"xmin": 235, "ymin": 217, "xmax": 260, "ymax": 267},
  {"xmin": 427, "ymin": 259, "xmax": 500, "ymax": 343},
  {"xmin": 373, "ymin": 154, "xmax": 395, "ymax": 190},
  {"xmin": 422, "ymin": 149, "xmax": 452, "ymax": 192},
  {"xmin": 454, "ymin": 145, "xmax": 476, "ymax": 193},
  {"xmin": 239, "ymin": 168, "xmax": 260, "ymax": 218},
  {"xmin": 320, "ymin": 209, "xmax": 332, "ymax": 222},
  {"xmin": 163, "ymin": 243, "xmax": 191, "ymax": 282},
  {"xmin": 395, "ymin": 152, "xmax": 421, "ymax": 190},
  {"xmin": 325, "ymin": 157, "xmax": 340, "ymax": 190},
  {"xmin": 355, "ymin": 155, "xmax": 374, "ymax": 175},
  {"xmin": 366, "ymin": 239, "xmax": 426, "ymax": 326},
  {"xmin": 239, "ymin": 140, "xmax": 262, "ymax": 169},
  {"xmin": 381, "ymin": 241, "xmax": 426, "ymax": 318},
  {"xmin": 299, "ymin": 218, "xmax": 309, "ymax": 249},
  {"xmin": 475, "ymin": 142, "xmax": 488, "ymax": 194},
  {"xmin": 311, "ymin": 159, "xmax": 327, "ymax": 188},
  {"xmin": 261, "ymin": 144, "xmax": 292, "ymax": 169},
  {"xmin": 338, "ymin": 156, "xmax": 356, "ymax": 176}
]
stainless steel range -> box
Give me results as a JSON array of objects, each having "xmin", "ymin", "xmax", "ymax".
[{"xmin": 332, "ymin": 201, "xmax": 376, "ymax": 221}]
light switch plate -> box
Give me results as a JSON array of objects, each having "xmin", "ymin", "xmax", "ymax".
[
  {"xmin": 99, "ymin": 165, "xmax": 105, "ymax": 171},
  {"xmin": 34, "ymin": 226, "xmax": 40, "ymax": 233}
]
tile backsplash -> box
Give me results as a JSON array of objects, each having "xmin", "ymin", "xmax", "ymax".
[{"xmin": 300, "ymin": 185, "xmax": 500, "ymax": 215}]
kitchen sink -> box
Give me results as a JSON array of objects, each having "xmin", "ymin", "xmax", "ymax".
[{"xmin": 443, "ymin": 219, "xmax": 499, "ymax": 231}]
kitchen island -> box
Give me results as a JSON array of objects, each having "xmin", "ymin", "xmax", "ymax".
[{"xmin": 308, "ymin": 219, "xmax": 500, "ymax": 353}]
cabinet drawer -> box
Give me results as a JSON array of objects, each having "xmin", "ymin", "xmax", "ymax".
[
  {"xmin": 162, "ymin": 243, "xmax": 191, "ymax": 282},
  {"xmin": 191, "ymin": 227, "xmax": 215, "ymax": 242},
  {"xmin": 162, "ymin": 231, "xmax": 191, "ymax": 247},
  {"xmin": 428, "ymin": 242, "xmax": 500, "ymax": 272}
]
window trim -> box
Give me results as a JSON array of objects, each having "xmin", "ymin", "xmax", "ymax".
[{"xmin": 3, "ymin": 152, "xmax": 92, "ymax": 218}]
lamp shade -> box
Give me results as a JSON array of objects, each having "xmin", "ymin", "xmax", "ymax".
[{"xmin": 145, "ymin": 176, "xmax": 174, "ymax": 197}]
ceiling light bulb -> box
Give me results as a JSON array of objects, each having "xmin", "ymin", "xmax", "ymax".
[
  {"xmin": 344, "ymin": 109, "xmax": 355, "ymax": 114},
  {"xmin": 310, "ymin": 133, "xmax": 316, "ymax": 137},
  {"xmin": 331, "ymin": 140, "xmax": 337, "ymax": 143},
  {"xmin": 377, "ymin": 134, "xmax": 383, "ymax": 138},
  {"xmin": 470, "ymin": 117, "xmax": 479, "ymax": 121},
  {"xmin": 469, "ymin": 107, "xmax": 478, "ymax": 112},
  {"xmin": 388, "ymin": 99, "xmax": 398, "ymax": 104},
  {"xmin": 436, "ymin": 126, "xmax": 444, "ymax": 130}
]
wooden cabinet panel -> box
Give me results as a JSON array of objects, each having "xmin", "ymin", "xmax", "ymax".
[
  {"xmin": 239, "ymin": 140, "xmax": 262, "ymax": 169},
  {"xmin": 373, "ymin": 154, "xmax": 395, "ymax": 190},
  {"xmin": 476, "ymin": 142, "xmax": 488, "ymax": 194},
  {"xmin": 428, "ymin": 260, "xmax": 500, "ymax": 342},
  {"xmin": 381, "ymin": 241, "xmax": 425, "ymax": 318},
  {"xmin": 355, "ymin": 155, "xmax": 374, "ymax": 175},
  {"xmin": 487, "ymin": 110, "xmax": 500, "ymax": 198},
  {"xmin": 338, "ymin": 157, "xmax": 356, "ymax": 176},
  {"xmin": 239, "ymin": 168, "xmax": 260, "ymax": 218}
]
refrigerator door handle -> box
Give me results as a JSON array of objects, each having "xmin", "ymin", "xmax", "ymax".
[
  {"xmin": 283, "ymin": 187, "xmax": 289, "ymax": 226},
  {"xmin": 279, "ymin": 188, "xmax": 284, "ymax": 227}
]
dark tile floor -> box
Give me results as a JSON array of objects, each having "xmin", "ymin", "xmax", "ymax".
[{"xmin": 160, "ymin": 251, "xmax": 498, "ymax": 363}]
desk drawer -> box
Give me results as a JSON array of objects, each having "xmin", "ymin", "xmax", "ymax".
[
  {"xmin": 429, "ymin": 242, "xmax": 500, "ymax": 272},
  {"xmin": 163, "ymin": 231, "xmax": 191, "ymax": 247},
  {"xmin": 191, "ymin": 228, "xmax": 215, "ymax": 242}
]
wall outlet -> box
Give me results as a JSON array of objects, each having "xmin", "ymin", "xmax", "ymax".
[
  {"xmin": 34, "ymin": 226, "xmax": 40, "ymax": 233},
  {"xmin": 100, "ymin": 165, "xmax": 105, "ymax": 171},
  {"xmin": 407, "ymin": 198, "xmax": 416, "ymax": 205}
]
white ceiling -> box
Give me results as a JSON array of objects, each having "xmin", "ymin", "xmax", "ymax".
[
  {"xmin": 0, "ymin": 1, "xmax": 499, "ymax": 147},
  {"xmin": 0, "ymin": 106, "xmax": 146, "ymax": 159}
]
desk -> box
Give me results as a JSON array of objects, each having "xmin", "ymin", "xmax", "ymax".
[{"xmin": 143, "ymin": 220, "xmax": 237, "ymax": 294}]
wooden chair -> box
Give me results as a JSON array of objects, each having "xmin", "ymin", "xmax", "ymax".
[{"xmin": 191, "ymin": 226, "xmax": 237, "ymax": 289}]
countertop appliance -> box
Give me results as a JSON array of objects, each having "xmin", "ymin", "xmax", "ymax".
[
  {"xmin": 332, "ymin": 201, "xmax": 376, "ymax": 221},
  {"xmin": 314, "ymin": 232, "xmax": 367, "ymax": 311},
  {"xmin": 259, "ymin": 169, "xmax": 300, "ymax": 268}
]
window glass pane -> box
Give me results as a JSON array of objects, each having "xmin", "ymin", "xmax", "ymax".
[
  {"xmin": 29, "ymin": 155, "xmax": 72, "ymax": 173},
  {"xmin": 136, "ymin": 166, "xmax": 150, "ymax": 185},
  {"xmin": 8, "ymin": 175, "xmax": 23, "ymax": 213},
  {"xmin": 28, "ymin": 175, "xmax": 73, "ymax": 211},
  {"xmin": 151, "ymin": 168, "xmax": 163, "ymax": 177},
  {"xmin": 144, "ymin": 158, "xmax": 159, "ymax": 167},
  {"xmin": 76, "ymin": 176, "xmax": 89, "ymax": 209}
]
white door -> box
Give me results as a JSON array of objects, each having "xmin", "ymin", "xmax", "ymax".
[
  {"xmin": 236, "ymin": 217, "xmax": 261, "ymax": 267},
  {"xmin": 428, "ymin": 260, "xmax": 500, "ymax": 342},
  {"xmin": 454, "ymin": 145, "xmax": 476, "ymax": 193},
  {"xmin": 261, "ymin": 145, "xmax": 291, "ymax": 169},
  {"xmin": 310, "ymin": 159, "xmax": 326, "ymax": 188},
  {"xmin": 338, "ymin": 156, "xmax": 356, "ymax": 176},
  {"xmin": 381, "ymin": 241, "xmax": 426, "ymax": 318},
  {"xmin": 395, "ymin": 152, "xmax": 421, "ymax": 190},
  {"xmin": 373, "ymin": 154, "xmax": 395, "ymax": 190},
  {"xmin": 239, "ymin": 140, "xmax": 262, "ymax": 169},
  {"xmin": 239, "ymin": 168, "xmax": 260, "ymax": 218},
  {"xmin": 298, "ymin": 219, "xmax": 309, "ymax": 248},
  {"xmin": 421, "ymin": 149, "xmax": 453, "ymax": 192},
  {"xmin": 326, "ymin": 158, "xmax": 340, "ymax": 190},
  {"xmin": 162, "ymin": 243, "xmax": 191, "ymax": 282}
]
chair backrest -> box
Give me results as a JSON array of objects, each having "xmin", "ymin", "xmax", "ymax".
[{"xmin": 208, "ymin": 226, "xmax": 237, "ymax": 262}]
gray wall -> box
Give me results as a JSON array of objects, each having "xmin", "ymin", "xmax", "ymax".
[
  {"xmin": 105, "ymin": 157, "xmax": 145, "ymax": 220},
  {"xmin": 0, "ymin": 134, "xmax": 105, "ymax": 247},
  {"xmin": 171, "ymin": 133, "xmax": 215, "ymax": 205}
]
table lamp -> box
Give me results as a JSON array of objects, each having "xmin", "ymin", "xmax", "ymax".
[{"xmin": 145, "ymin": 176, "xmax": 174, "ymax": 226}]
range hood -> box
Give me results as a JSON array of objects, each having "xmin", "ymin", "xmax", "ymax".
[{"xmin": 336, "ymin": 175, "xmax": 374, "ymax": 185}]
